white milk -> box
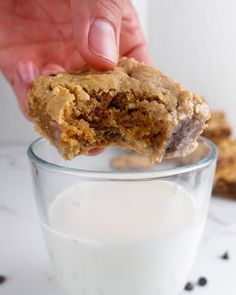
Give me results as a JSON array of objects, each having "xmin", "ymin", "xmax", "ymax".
[{"xmin": 42, "ymin": 181, "xmax": 204, "ymax": 295}]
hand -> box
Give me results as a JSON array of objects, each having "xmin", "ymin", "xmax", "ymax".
[{"xmin": 0, "ymin": 0, "xmax": 152, "ymax": 114}]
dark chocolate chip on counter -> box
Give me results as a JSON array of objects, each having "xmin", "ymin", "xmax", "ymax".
[
  {"xmin": 198, "ymin": 277, "xmax": 208, "ymax": 286},
  {"xmin": 0, "ymin": 275, "xmax": 6, "ymax": 285},
  {"xmin": 221, "ymin": 251, "xmax": 229, "ymax": 260},
  {"xmin": 184, "ymin": 282, "xmax": 194, "ymax": 291}
]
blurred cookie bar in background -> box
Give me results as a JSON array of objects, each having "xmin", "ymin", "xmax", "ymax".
[
  {"xmin": 213, "ymin": 139, "xmax": 236, "ymax": 199},
  {"xmin": 203, "ymin": 111, "xmax": 236, "ymax": 199},
  {"xmin": 203, "ymin": 111, "xmax": 231, "ymax": 144}
]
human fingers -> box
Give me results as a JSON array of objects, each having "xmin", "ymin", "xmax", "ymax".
[
  {"xmin": 71, "ymin": 0, "xmax": 124, "ymax": 70},
  {"xmin": 119, "ymin": 0, "xmax": 152, "ymax": 65}
]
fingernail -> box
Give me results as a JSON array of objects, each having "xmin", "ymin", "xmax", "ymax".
[
  {"xmin": 89, "ymin": 19, "xmax": 118, "ymax": 63},
  {"xmin": 17, "ymin": 59, "xmax": 39, "ymax": 84},
  {"xmin": 42, "ymin": 65, "xmax": 65, "ymax": 76}
]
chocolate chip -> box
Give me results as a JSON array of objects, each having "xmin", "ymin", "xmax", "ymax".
[
  {"xmin": 184, "ymin": 282, "xmax": 194, "ymax": 291},
  {"xmin": 221, "ymin": 251, "xmax": 229, "ymax": 260},
  {"xmin": 198, "ymin": 277, "xmax": 207, "ymax": 286},
  {"xmin": 49, "ymin": 74, "xmax": 56, "ymax": 77},
  {"xmin": 0, "ymin": 275, "xmax": 6, "ymax": 284}
]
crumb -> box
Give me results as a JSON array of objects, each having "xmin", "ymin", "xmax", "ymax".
[
  {"xmin": 197, "ymin": 277, "xmax": 208, "ymax": 286},
  {"xmin": 0, "ymin": 275, "xmax": 6, "ymax": 285},
  {"xmin": 220, "ymin": 251, "xmax": 230, "ymax": 260},
  {"xmin": 111, "ymin": 153, "xmax": 154, "ymax": 169},
  {"xmin": 184, "ymin": 282, "xmax": 194, "ymax": 291}
]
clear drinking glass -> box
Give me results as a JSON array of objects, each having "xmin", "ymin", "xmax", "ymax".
[{"xmin": 28, "ymin": 137, "xmax": 217, "ymax": 295}]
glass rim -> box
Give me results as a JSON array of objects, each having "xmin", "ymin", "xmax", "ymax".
[{"xmin": 27, "ymin": 137, "xmax": 217, "ymax": 180}]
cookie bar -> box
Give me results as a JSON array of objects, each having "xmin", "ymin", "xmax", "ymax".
[
  {"xmin": 214, "ymin": 139, "xmax": 236, "ymax": 198},
  {"xmin": 217, "ymin": 138, "xmax": 236, "ymax": 168},
  {"xmin": 214, "ymin": 166, "xmax": 236, "ymax": 198},
  {"xmin": 203, "ymin": 111, "xmax": 231, "ymax": 144},
  {"xmin": 28, "ymin": 58, "xmax": 210, "ymax": 162}
]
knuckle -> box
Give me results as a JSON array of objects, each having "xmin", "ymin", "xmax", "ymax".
[{"xmin": 96, "ymin": 0, "xmax": 124, "ymax": 18}]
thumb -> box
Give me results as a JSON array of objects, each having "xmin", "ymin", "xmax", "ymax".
[{"xmin": 71, "ymin": 0, "xmax": 124, "ymax": 70}]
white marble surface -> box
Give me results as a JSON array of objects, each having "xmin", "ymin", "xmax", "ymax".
[{"xmin": 0, "ymin": 145, "xmax": 236, "ymax": 295}]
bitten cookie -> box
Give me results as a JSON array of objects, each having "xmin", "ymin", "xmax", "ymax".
[{"xmin": 28, "ymin": 58, "xmax": 210, "ymax": 162}]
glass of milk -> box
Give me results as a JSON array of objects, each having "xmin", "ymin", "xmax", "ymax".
[{"xmin": 28, "ymin": 137, "xmax": 217, "ymax": 295}]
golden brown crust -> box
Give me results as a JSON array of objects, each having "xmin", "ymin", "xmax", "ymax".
[{"xmin": 28, "ymin": 58, "xmax": 209, "ymax": 162}]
